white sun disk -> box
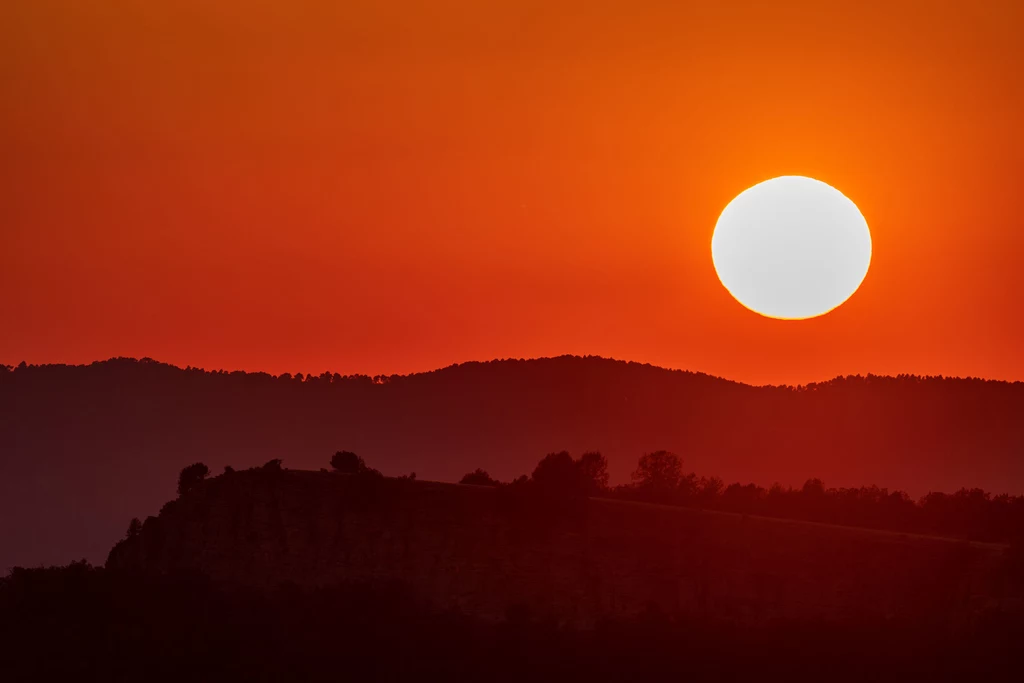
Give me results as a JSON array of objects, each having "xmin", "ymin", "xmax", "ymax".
[{"xmin": 711, "ymin": 176, "xmax": 872, "ymax": 320}]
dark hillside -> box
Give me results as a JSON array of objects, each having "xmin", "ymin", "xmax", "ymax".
[
  {"xmin": 107, "ymin": 469, "xmax": 1023, "ymax": 629},
  {"xmin": 2, "ymin": 356, "xmax": 1022, "ymax": 568}
]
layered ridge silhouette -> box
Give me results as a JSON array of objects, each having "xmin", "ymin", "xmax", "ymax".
[{"xmin": 2, "ymin": 356, "xmax": 1022, "ymax": 569}]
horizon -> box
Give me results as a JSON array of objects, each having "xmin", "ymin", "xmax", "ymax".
[{"xmin": 6, "ymin": 353, "xmax": 1024, "ymax": 389}]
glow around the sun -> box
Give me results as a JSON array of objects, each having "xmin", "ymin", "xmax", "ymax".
[{"xmin": 711, "ymin": 176, "xmax": 872, "ymax": 320}]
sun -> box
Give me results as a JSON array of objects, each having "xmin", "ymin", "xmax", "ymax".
[{"xmin": 711, "ymin": 176, "xmax": 872, "ymax": 320}]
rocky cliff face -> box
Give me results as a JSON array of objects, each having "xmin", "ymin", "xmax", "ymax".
[{"xmin": 108, "ymin": 470, "xmax": 1019, "ymax": 627}]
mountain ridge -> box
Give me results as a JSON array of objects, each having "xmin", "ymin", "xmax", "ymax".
[
  {"xmin": 2, "ymin": 354, "xmax": 1023, "ymax": 569},
  {"xmin": 5, "ymin": 353, "xmax": 1021, "ymax": 388}
]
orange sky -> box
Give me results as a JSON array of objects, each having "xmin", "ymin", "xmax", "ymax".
[{"xmin": 2, "ymin": 1, "xmax": 1022, "ymax": 385}]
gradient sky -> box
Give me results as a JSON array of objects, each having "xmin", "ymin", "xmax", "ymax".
[{"xmin": 2, "ymin": 1, "xmax": 1022, "ymax": 385}]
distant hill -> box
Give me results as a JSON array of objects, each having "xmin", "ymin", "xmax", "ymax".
[{"xmin": 2, "ymin": 355, "xmax": 1023, "ymax": 569}]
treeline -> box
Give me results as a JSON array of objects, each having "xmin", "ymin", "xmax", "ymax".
[
  {"xmin": 162, "ymin": 449, "xmax": 1024, "ymax": 546},
  {"xmin": 459, "ymin": 450, "xmax": 1024, "ymax": 545},
  {"xmin": 2, "ymin": 562, "xmax": 1021, "ymax": 682},
  {"xmin": 0, "ymin": 355, "xmax": 709, "ymax": 387},
  {"xmin": 0, "ymin": 356, "xmax": 388, "ymax": 386}
]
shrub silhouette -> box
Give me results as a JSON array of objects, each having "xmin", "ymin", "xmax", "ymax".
[
  {"xmin": 177, "ymin": 463, "xmax": 209, "ymax": 497},
  {"xmin": 331, "ymin": 451, "xmax": 366, "ymax": 473},
  {"xmin": 460, "ymin": 468, "xmax": 501, "ymax": 486},
  {"xmin": 329, "ymin": 451, "xmax": 385, "ymax": 478}
]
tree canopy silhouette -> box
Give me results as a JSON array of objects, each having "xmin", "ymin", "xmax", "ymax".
[
  {"xmin": 577, "ymin": 451, "xmax": 610, "ymax": 495},
  {"xmin": 460, "ymin": 468, "xmax": 501, "ymax": 486},
  {"xmin": 528, "ymin": 450, "xmax": 610, "ymax": 498},
  {"xmin": 177, "ymin": 463, "xmax": 209, "ymax": 497},
  {"xmin": 632, "ymin": 451, "xmax": 683, "ymax": 499},
  {"xmin": 531, "ymin": 451, "xmax": 581, "ymax": 496},
  {"xmin": 331, "ymin": 451, "xmax": 366, "ymax": 473}
]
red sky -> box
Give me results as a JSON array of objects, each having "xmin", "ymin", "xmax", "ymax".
[{"xmin": 2, "ymin": 1, "xmax": 1022, "ymax": 385}]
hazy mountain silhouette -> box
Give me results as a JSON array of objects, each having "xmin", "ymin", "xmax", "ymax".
[{"xmin": 1, "ymin": 355, "xmax": 1022, "ymax": 569}]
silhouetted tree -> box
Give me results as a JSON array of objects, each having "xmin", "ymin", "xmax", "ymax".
[
  {"xmin": 331, "ymin": 451, "xmax": 366, "ymax": 473},
  {"xmin": 177, "ymin": 463, "xmax": 209, "ymax": 497},
  {"xmin": 126, "ymin": 518, "xmax": 142, "ymax": 539},
  {"xmin": 678, "ymin": 471, "xmax": 700, "ymax": 498},
  {"xmin": 262, "ymin": 459, "xmax": 283, "ymax": 471},
  {"xmin": 532, "ymin": 451, "xmax": 584, "ymax": 496},
  {"xmin": 460, "ymin": 468, "xmax": 500, "ymax": 486},
  {"xmin": 720, "ymin": 482, "xmax": 767, "ymax": 514},
  {"xmin": 802, "ymin": 478, "xmax": 826, "ymax": 496},
  {"xmin": 697, "ymin": 475, "xmax": 724, "ymax": 502},
  {"xmin": 577, "ymin": 451, "xmax": 610, "ymax": 495},
  {"xmin": 223, "ymin": 465, "xmax": 235, "ymax": 475},
  {"xmin": 632, "ymin": 451, "xmax": 683, "ymax": 498}
]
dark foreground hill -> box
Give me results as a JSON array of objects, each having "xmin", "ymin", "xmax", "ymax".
[
  {"xmin": 5, "ymin": 469, "xmax": 1024, "ymax": 681},
  {"xmin": 5, "ymin": 563, "xmax": 1023, "ymax": 682},
  {"xmin": 107, "ymin": 469, "xmax": 1023, "ymax": 629},
  {"xmin": 2, "ymin": 355, "xmax": 1023, "ymax": 568}
]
